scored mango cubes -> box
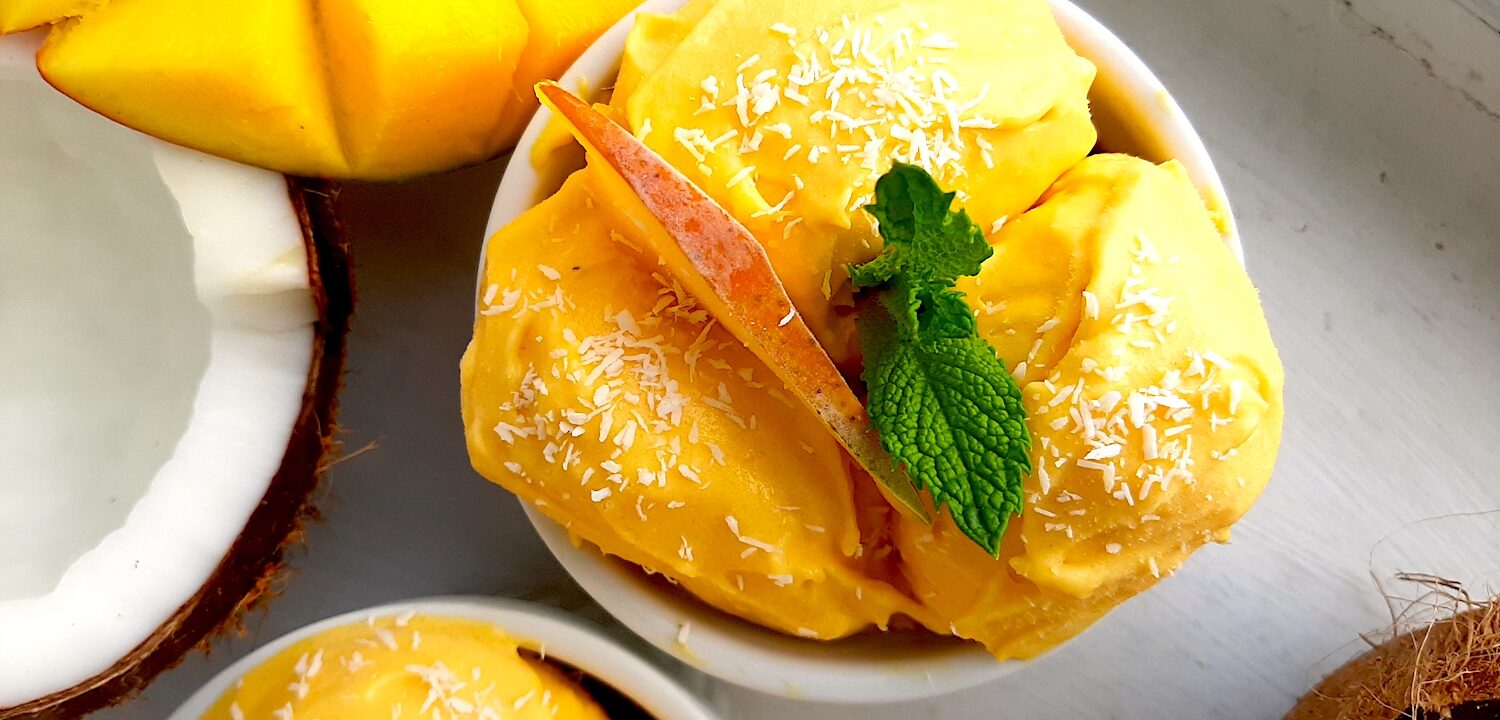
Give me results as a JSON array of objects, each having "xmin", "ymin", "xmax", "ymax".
[{"xmin": 19, "ymin": 0, "xmax": 639, "ymax": 179}]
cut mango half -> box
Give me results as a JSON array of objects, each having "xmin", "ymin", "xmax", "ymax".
[{"xmin": 11, "ymin": 0, "xmax": 639, "ymax": 179}]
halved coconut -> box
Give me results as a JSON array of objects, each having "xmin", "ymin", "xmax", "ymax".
[{"xmin": 0, "ymin": 30, "xmax": 351, "ymax": 718}]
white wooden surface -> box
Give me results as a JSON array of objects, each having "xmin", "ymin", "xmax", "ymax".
[{"xmin": 96, "ymin": 0, "xmax": 1500, "ymax": 718}]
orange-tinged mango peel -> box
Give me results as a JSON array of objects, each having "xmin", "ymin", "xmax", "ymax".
[{"xmin": 535, "ymin": 81, "xmax": 929, "ymax": 522}]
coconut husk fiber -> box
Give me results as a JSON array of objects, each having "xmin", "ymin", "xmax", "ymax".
[{"xmin": 1286, "ymin": 573, "xmax": 1500, "ymax": 720}]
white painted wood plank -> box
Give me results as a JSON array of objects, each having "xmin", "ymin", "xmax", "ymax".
[{"xmin": 1348, "ymin": 0, "xmax": 1500, "ymax": 118}]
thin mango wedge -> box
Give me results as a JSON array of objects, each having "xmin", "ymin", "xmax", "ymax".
[{"xmin": 535, "ymin": 81, "xmax": 928, "ymax": 522}]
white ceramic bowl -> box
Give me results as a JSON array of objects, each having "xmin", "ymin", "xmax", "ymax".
[
  {"xmin": 482, "ymin": 0, "xmax": 1241, "ymax": 704},
  {"xmin": 167, "ymin": 597, "xmax": 717, "ymax": 720}
]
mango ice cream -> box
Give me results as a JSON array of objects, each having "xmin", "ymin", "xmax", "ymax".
[
  {"xmin": 611, "ymin": 0, "xmax": 1096, "ymax": 361},
  {"xmin": 461, "ymin": 167, "xmax": 931, "ymax": 640},
  {"xmin": 462, "ymin": 0, "xmax": 1283, "ymax": 660},
  {"xmin": 203, "ymin": 615, "xmax": 606, "ymax": 720},
  {"xmin": 895, "ymin": 153, "xmax": 1283, "ymax": 657}
]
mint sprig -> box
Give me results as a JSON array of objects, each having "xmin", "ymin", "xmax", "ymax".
[{"xmin": 851, "ymin": 163, "xmax": 1031, "ymax": 556}]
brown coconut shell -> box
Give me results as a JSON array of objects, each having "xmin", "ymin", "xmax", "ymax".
[
  {"xmin": 0, "ymin": 178, "xmax": 354, "ymax": 720},
  {"xmin": 1285, "ymin": 597, "xmax": 1500, "ymax": 720}
]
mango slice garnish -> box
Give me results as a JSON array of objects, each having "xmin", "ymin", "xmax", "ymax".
[{"xmin": 535, "ymin": 81, "xmax": 928, "ymax": 522}]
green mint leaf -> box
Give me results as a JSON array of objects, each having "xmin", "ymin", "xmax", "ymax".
[
  {"xmin": 915, "ymin": 283, "xmax": 979, "ymax": 339},
  {"xmin": 849, "ymin": 162, "xmax": 993, "ymax": 289},
  {"xmin": 850, "ymin": 164, "xmax": 1031, "ymax": 556}
]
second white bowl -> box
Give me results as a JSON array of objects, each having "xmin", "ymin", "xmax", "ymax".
[{"xmin": 168, "ymin": 596, "xmax": 717, "ymax": 720}]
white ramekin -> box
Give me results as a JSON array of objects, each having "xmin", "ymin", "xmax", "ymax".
[
  {"xmin": 167, "ymin": 596, "xmax": 717, "ymax": 720},
  {"xmin": 482, "ymin": 0, "xmax": 1241, "ymax": 703}
]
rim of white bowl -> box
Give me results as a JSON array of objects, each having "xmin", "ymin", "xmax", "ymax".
[
  {"xmin": 481, "ymin": 0, "xmax": 1243, "ymax": 704},
  {"xmin": 167, "ymin": 596, "xmax": 718, "ymax": 720}
]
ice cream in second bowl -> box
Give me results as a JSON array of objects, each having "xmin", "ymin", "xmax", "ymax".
[
  {"xmin": 462, "ymin": 0, "xmax": 1283, "ymax": 686},
  {"xmin": 172, "ymin": 598, "xmax": 715, "ymax": 720},
  {"xmin": 202, "ymin": 615, "xmax": 606, "ymax": 720}
]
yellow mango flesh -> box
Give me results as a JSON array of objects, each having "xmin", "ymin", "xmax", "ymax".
[
  {"xmin": 316, "ymin": 0, "xmax": 529, "ymax": 178},
  {"xmin": 502, "ymin": 0, "xmax": 643, "ymax": 141},
  {"xmin": 0, "ymin": 0, "xmax": 95, "ymax": 34},
  {"xmin": 38, "ymin": 0, "xmax": 346, "ymax": 176},
  {"xmin": 30, "ymin": 0, "xmax": 635, "ymax": 178},
  {"xmin": 203, "ymin": 615, "xmax": 606, "ymax": 720},
  {"xmin": 609, "ymin": 0, "xmax": 1096, "ymax": 361},
  {"xmin": 896, "ymin": 154, "xmax": 1285, "ymax": 659},
  {"xmin": 460, "ymin": 168, "xmax": 931, "ymax": 640}
]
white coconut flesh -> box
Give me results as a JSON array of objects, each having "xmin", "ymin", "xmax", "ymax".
[{"xmin": 0, "ymin": 31, "xmax": 320, "ymax": 708}]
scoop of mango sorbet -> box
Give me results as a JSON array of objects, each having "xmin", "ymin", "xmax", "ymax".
[
  {"xmin": 461, "ymin": 166, "xmax": 933, "ymax": 640},
  {"xmin": 463, "ymin": 0, "xmax": 1281, "ymax": 659},
  {"xmin": 897, "ymin": 154, "xmax": 1283, "ymax": 658},
  {"xmin": 609, "ymin": 0, "xmax": 1097, "ymax": 361},
  {"xmin": 203, "ymin": 615, "xmax": 605, "ymax": 720}
]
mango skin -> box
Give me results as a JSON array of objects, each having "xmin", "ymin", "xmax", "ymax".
[
  {"xmin": 29, "ymin": 0, "xmax": 639, "ymax": 179},
  {"xmin": 895, "ymin": 154, "xmax": 1285, "ymax": 659}
]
